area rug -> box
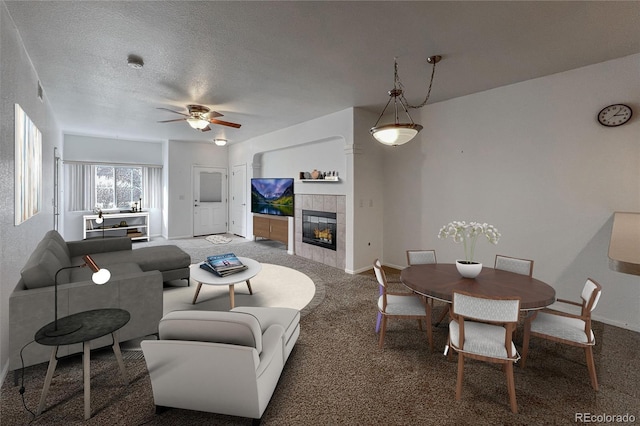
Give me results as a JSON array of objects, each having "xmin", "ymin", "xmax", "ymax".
[
  {"xmin": 163, "ymin": 263, "xmax": 316, "ymax": 314},
  {"xmin": 205, "ymin": 234, "xmax": 232, "ymax": 244}
]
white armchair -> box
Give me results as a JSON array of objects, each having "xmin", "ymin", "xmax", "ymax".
[{"xmin": 141, "ymin": 307, "xmax": 300, "ymax": 424}]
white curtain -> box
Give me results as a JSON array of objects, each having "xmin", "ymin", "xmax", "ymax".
[
  {"xmin": 143, "ymin": 166, "xmax": 163, "ymax": 209},
  {"xmin": 65, "ymin": 163, "xmax": 94, "ymax": 211}
]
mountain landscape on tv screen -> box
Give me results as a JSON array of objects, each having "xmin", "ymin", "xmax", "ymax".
[{"xmin": 251, "ymin": 178, "xmax": 294, "ymax": 216}]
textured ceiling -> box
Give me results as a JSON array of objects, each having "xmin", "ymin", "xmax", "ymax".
[{"xmin": 5, "ymin": 1, "xmax": 640, "ymax": 144}]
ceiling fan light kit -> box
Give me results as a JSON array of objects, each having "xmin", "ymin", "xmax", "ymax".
[
  {"xmin": 157, "ymin": 104, "xmax": 241, "ymax": 132},
  {"xmin": 371, "ymin": 55, "xmax": 442, "ymax": 146},
  {"xmin": 187, "ymin": 116, "xmax": 210, "ymax": 130}
]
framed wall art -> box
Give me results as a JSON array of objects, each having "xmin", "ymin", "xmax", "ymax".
[{"xmin": 15, "ymin": 104, "xmax": 42, "ymax": 225}]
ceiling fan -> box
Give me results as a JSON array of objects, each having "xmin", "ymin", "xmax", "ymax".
[{"xmin": 157, "ymin": 104, "xmax": 241, "ymax": 131}]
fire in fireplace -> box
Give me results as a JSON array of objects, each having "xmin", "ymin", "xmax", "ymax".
[{"xmin": 302, "ymin": 209, "xmax": 337, "ymax": 251}]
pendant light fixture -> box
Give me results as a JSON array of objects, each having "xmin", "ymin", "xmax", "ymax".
[{"xmin": 370, "ymin": 55, "xmax": 442, "ymax": 146}]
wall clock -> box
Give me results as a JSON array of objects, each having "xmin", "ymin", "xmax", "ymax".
[{"xmin": 597, "ymin": 104, "xmax": 632, "ymax": 127}]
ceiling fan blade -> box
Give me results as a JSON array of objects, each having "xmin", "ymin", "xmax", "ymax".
[
  {"xmin": 158, "ymin": 118, "xmax": 187, "ymax": 123},
  {"xmin": 208, "ymin": 118, "xmax": 242, "ymax": 128},
  {"xmin": 157, "ymin": 107, "xmax": 189, "ymax": 117},
  {"xmin": 205, "ymin": 111, "xmax": 224, "ymax": 118},
  {"xmin": 198, "ymin": 126, "xmax": 212, "ymax": 132}
]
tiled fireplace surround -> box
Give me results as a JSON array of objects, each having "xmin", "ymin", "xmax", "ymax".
[{"xmin": 295, "ymin": 194, "xmax": 346, "ymax": 270}]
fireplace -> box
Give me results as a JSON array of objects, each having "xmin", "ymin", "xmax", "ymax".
[{"xmin": 302, "ymin": 209, "xmax": 337, "ymax": 251}]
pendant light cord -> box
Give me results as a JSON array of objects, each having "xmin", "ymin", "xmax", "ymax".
[{"xmin": 398, "ymin": 58, "xmax": 438, "ymax": 109}]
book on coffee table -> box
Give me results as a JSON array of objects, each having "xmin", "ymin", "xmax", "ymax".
[
  {"xmin": 202, "ymin": 253, "xmax": 248, "ymax": 277},
  {"xmin": 200, "ymin": 262, "xmax": 248, "ymax": 277}
]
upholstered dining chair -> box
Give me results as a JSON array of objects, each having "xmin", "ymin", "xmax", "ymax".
[
  {"xmin": 406, "ymin": 249, "xmax": 437, "ymax": 266},
  {"xmin": 494, "ymin": 255, "xmax": 534, "ymax": 277},
  {"xmin": 374, "ymin": 259, "xmax": 433, "ymax": 351},
  {"xmin": 405, "ymin": 249, "xmax": 449, "ymax": 327},
  {"xmin": 494, "ymin": 255, "xmax": 534, "ymax": 337},
  {"xmin": 448, "ymin": 291, "xmax": 521, "ymax": 413},
  {"xmin": 521, "ymin": 278, "xmax": 602, "ymax": 391}
]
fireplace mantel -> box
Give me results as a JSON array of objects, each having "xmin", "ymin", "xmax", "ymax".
[{"xmin": 295, "ymin": 194, "xmax": 346, "ymax": 270}]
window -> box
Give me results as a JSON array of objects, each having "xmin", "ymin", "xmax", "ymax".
[
  {"xmin": 65, "ymin": 162, "xmax": 162, "ymax": 211},
  {"xmin": 95, "ymin": 166, "xmax": 142, "ymax": 209}
]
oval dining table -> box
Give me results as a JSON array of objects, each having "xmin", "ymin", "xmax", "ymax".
[{"xmin": 400, "ymin": 263, "xmax": 556, "ymax": 311}]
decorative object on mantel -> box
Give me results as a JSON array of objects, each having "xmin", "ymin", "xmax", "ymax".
[
  {"xmin": 438, "ymin": 221, "xmax": 501, "ymax": 278},
  {"xmin": 370, "ymin": 55, "xmax": 442, "ymax": 146},
  {"xmin": 299, "ymin": 170, "xmax": 340, "ymax": 181}
]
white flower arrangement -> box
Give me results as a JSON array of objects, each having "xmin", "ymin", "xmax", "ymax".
[{"xmin": 438, "ymin": 221, "xmax": 501, "ymax": 263}]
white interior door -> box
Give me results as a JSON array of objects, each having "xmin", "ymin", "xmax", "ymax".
[
  {"xmin": 193, "ymin": 166, "xmax": 227, "ymax": 236},
  {"xmin": 230, "ymin": 164, "xmax": 247, "ymax": 237}
]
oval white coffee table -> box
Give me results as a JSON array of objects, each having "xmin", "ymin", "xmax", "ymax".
[{"xmin": 190, "ymin": 257, "xmax": 262, "ymax": 308}]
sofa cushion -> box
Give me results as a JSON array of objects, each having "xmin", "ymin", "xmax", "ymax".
[
  {"xmin": 70, "ymin": 261, "xmax": 143, "ymax": 282},
  {"xmin": 231, "ymin": 306, "xmax": 300, "ymax": 351},
  {"xmin": 21, "ymin": 247, "xmax": 68, "ymax": 289},
  {"xmin": 159, "ymin": 310, "xmax": 263, "ymax": 353},
  {"xmin": 42, "ymin": 239, "xmax": 72, "ymax": 270},
  {"xmin": 131, "ymin": 246, "xmax": 191, "ymax": 272},
  {"xmin": 72, "ymin": 250, "xmax": 134, "ymax": 269},
  {"xmin": 74, "ymin": 246, "xmax": 191, "ymax": 274},
  {"xmin": 44, "ymin": 230, "xmax": 71, "ymax": 259}
]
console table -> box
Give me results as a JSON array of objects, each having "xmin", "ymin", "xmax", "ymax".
[
  {"xmin": 83, "ymin": 211, "xmax": 150, "ymax": 241},
  {"xmin": 35, "ymin": 308, "xmax": 130, "ymax": 420}
]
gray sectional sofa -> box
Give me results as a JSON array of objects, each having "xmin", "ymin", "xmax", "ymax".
[{"xmin": 9, "ymin": 230, "xmax": 191, "ymax": 374}]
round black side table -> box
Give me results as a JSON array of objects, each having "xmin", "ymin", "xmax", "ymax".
[{"xmin": 34, "ymin": 308, "xmax": 130, "ymax": 420}]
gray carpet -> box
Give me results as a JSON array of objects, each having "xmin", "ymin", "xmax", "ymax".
[{"xmin": 2, "ymin": 237, "xmax": 639, "ymax": 425}]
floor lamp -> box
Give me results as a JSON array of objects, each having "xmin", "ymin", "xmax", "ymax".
[{"xmin": 46, "ymin": 255, "xmax": 111, "ymax": 337}]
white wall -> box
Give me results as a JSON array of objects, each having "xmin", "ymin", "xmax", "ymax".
[
  {"xmin": 352, "ymin": 109, "xmax": 385, "ymax": 272},
  {"xmin": 63, "ymin": 134, "xmax": 163, "ymax": 164},
  {"xmin": 166, "ymin": 140, "xmax": 228, "ymax": 239},
  {"xmin": 382, "ymin": 54, "xmax": 640, "ymax": 331},
  {"xmin": 230, "ymin": 108, "xmax": 365, "ymax": 271},
  {"xmin": 62, "ymin": 134, "xmax": 164, "ymax": 241},
  {"xmin": 0, "ymin": 3, "xmax": 62, "ymax": 379},
  {"xmin": 259, "ymin": 137, "xmax": 346, "ymax": 196}
]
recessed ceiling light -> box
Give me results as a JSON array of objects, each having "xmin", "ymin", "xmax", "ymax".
[
  {"xmin": 127, "ymin": 54, "xmax": 144, "ymax": 69},
  {"xmin": 213, "ymin": 139, "xmax": 227, "ymax": 146}
]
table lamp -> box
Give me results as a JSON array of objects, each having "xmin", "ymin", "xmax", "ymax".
[{"xmin": 46, "ymin": 255, "xmax": 111, "ymax": 337}]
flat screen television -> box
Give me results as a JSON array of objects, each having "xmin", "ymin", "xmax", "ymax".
[{"xmin": 251, "ymin": 178, "xmax": 294, "ymax": 217}]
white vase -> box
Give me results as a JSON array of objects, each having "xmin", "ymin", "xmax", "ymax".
[{"xmin": 456, "ymin": 260, "xmax": 482, "ymax": 278}]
